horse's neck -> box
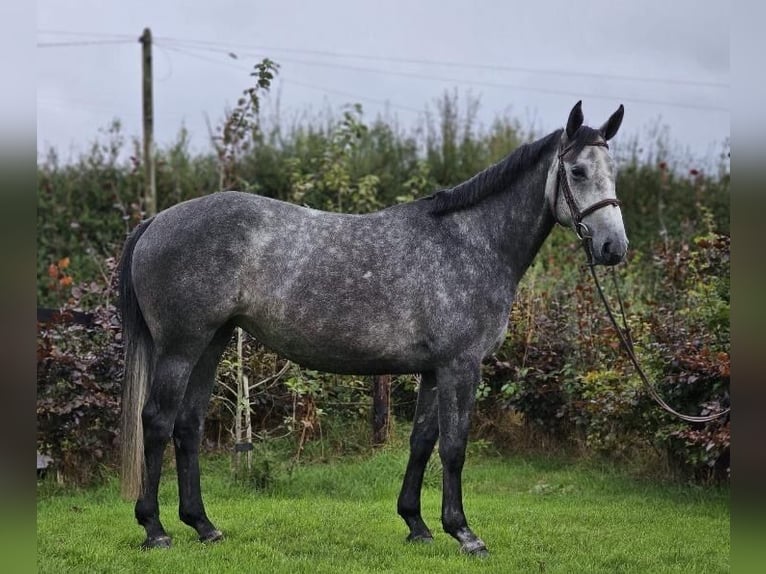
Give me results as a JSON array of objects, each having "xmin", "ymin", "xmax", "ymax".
[{"xmin": 458, "ymin": 152, "xmax": 557, "ymax": 280}]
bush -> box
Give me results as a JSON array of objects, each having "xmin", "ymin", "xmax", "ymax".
[
  {"xmin": 643, "ymin": 228, "xmax": 730, "ymax": 480},
  {"xmin": 37, "ymin": 259, "xmax": 123, "ymax": 485},
  {"xmin": 476, "ymin": 221, "xmax": 730, "ymax": 481}
]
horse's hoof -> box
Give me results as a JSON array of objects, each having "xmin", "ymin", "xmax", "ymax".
[
  {"xmin": 460, "ymin": 539, "xmax": 489, "ymax": 558},
  {"xmin": 199, "ymin": 529, "xmax": 224, "ymax": 544},
  {"xmin": 141, "ymin": 535, "xmax": 172, "ymax": 549},
  {"xmin": 406, "ymin": 532, "xmax": 434, "ymax": 544}
]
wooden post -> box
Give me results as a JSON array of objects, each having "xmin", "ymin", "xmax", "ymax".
[
  {"xmin": 244, "ymin": 371, "xmax": 252, "ymax": 471},
  {"xmin": 233, "ymin": 327, "xmax": 243, "ymax": 473},
  {"xmin": 372, "ymin": 375, "xmax": 391, "ymax": 446},
  {"xmin": 139, "ymin": 27, "xmax": 156, "ymax": 216}
]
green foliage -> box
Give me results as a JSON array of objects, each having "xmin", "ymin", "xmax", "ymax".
[
  {"xmin": 423, "ymin": 90, "xmax": 522, "ymax": 186},
  {"xmin": 615, "ymin": 159, "xmax": 729, "ymax": 253},
  {"xmin": 642, "ymin": 229, "xmax": 730, "ymax": 481},
  {"xmin": 574, "ymin": 369, "xmax": 642, "ymax": 456},
  {"xmin": 233, "ymin": 441, "xmax": 283, "ymax": 492},
  {"xmin": 37, "ymin": 121, "xmax": 142, "ymax": 307},
  {"xmin": 213, "ymin": 58, "xmax": 280, "ymax": 191},
  {"xmin": 288, "ymin": 104, "xmax": 383, "ymax": 213},
  {"xmin": 478, "ymin": 226, "xmax": 730, "ymax": 481}
]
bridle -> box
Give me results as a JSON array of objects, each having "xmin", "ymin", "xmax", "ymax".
[
  {"xmin": 553, "ymin": 138, "xmax": 730, "ymax": 424},
  {"xmin": 553, "ymin": 139, "xmax": 621, "ymax": 248}
]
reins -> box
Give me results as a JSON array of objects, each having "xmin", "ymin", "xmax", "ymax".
[{"xmin": 555, "ymin": 142, "xmax": 730, "ymax": 424}]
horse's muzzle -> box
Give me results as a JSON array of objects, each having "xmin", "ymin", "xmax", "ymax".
[{"xmin": 596, "ymin": 238, "xmax": 628, "ymax": 266}]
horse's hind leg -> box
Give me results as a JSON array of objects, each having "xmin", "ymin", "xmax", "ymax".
[
  {"xmin": 135, "ymin": 347, "xmax": 202, "ymax": 549},
  {"xmin": 173, "ymin": 324, "xmax": 234, "ymax": 543},
  {"xmin": 397, "ymin": 371, "xmax": 439, "ymax": 542}
]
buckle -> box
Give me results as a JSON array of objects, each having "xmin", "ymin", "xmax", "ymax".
[{"xmin": 575, "ymin": 221, "xmax": 591, "ymax": 241}]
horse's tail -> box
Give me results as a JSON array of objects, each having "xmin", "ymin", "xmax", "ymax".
[{"xmin": 118, "ymin": 218, "xmax": 155, "ymax": 501}]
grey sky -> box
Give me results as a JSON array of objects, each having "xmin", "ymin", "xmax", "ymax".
[{"xmin": 37, "ymin": 0, "xmax": 729, "ymax": 168}]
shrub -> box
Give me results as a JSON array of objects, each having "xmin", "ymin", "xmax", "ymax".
[
  {"xmin": 643, "ymin": 228, "xmax": 730, "ymax": 481},
  {"xmin": 37, "ymin": 259, "xmax": 123, "ymax": 485},
  {"xmin": 477, "ymin": 222, "xmax": 730, "ymax": 481}
]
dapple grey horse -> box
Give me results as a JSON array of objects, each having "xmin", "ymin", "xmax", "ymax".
[{"xmin": 119, "ymin": 101, "xmax": 626, "ymax": 555}]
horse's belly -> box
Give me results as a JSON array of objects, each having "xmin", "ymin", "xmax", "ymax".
[
  {"xmin": 234, "ymin": 295, "xmax": 512, "ymax": 375},
  {"xmin": 234, "ymin": 312, "xmax": 433, "ymax": 375}
]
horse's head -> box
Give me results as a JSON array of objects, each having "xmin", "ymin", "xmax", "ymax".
[{"xmin": 545, "ymin": 101, "xmax": 628, "ymax": 266}]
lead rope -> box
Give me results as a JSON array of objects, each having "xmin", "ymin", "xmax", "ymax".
[{"xmin": 580, "ymin": 238, "xmax": 730, "ymax": 424}]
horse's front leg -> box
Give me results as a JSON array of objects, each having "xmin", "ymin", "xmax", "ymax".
[
  {"xmin": 397, "ymin": 371, "xmax": 439, "ymax": 542},
  {"xmin": 436, "ymin": 357, "xmax": 488, "ymax": 557}
]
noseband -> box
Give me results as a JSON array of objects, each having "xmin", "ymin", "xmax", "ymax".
[{"xmin": 553, "ymin": 140, "xmax": 621, "ymax": 241}]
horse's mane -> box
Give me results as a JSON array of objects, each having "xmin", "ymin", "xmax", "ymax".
[{"xmin": 425, "ymin": 128, "xmax": 566, "ymax": 215}]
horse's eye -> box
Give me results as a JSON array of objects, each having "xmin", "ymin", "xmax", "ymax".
[{"xmin": 571, "ymin": 165, "xmax": 587, "ymax": 179}]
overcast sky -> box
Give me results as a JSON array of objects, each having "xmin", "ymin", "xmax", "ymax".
[{"xmin": 37, "ymin": 0, "xmax": 729, "ymax": 169}]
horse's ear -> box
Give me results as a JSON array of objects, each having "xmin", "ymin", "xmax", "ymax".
[
  {"xmin": 566, "ymin": 101, "xmax": 584, "ymax": 139},
  {"xmin": 600, "ymin": 104, "xmax": 624, "ymax": 141}
]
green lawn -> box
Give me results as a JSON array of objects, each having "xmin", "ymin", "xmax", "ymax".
[{"xmin": 37, "ymin": 449, "xmax": 729, "ymax": 573}]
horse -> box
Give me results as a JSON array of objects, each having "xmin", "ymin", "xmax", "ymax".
[{"xmin": 118, "ymin": 101, "xmax": 627, "ymax": 556}]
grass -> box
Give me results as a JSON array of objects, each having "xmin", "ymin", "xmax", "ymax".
[{"xmin": 37, "ymin": 447, "xmax": 729, "ymax": 573}]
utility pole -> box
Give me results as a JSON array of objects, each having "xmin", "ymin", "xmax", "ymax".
[{"xmin": 140, "ymin": 27, "xmax": 156, "ymax": 216}]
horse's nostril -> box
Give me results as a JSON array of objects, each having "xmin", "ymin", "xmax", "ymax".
[{"xmin": 602, "ymin": 241, "xmax": 612, "ymax": 257}]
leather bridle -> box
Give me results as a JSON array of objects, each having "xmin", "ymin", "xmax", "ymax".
[{"xmin": 553, "ymin": 140, "xmax": 621, "ymax": 245}]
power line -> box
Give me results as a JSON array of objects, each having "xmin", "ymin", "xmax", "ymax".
[
  {"xmin": 36, "ymin": 28, "xmax": 730, "ymax": 116},
  {"xmin": 37, "ymin": 39, "xmax": 134, "ymax": 48},
  {"xmin": 37, "ymin": 28, "xmax": 729, "ymax": 89},
  {"xmin": 159, "ymin": 41, "xmax": 729, "ymax": 113},
  {"xmin": 156, "ymin": 35, "xmax": 729, "ymax": 90},
  {"xmin": 159, "ymin": 43, "xmax": 422, "ymax": 115},
  {"xmin": 159, "ymin": 43, "xmax": 246, "ymax": 69}
]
